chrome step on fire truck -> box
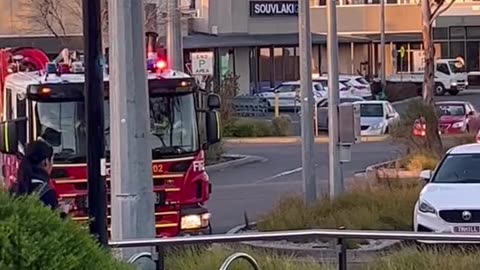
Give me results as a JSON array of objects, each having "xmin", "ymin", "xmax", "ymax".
[{"xmin": 0, "ymin": 47, "xmax": 221, "ymax": 237}]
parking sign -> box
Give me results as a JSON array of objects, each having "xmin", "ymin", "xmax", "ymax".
[{"xmin": 191, "ymin": 52, "xmax": 214, "ymax": 75}]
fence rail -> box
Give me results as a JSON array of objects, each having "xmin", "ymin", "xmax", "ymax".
[{"xmin": 109, "ymin": 229, "xmax": 480, "ymax": 270}]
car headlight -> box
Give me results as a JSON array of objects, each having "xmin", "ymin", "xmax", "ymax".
[
  {"xmin": 181, "ymin": 213, "xmax": 211, "ymax": 230},
  {"xmin": 418, "ymin": 200, "xmax": 436, "ymax": 214},
  {"xmin": 371, "ymin": 122, "xmax": 384, "ymax": 130},
  {"xmin": 452, "ymin": 121, "xmax": 464, "ymax": 128},
  {"xmin": 451, "ymin": 82, "xmax": 458, "ymax": 86}
]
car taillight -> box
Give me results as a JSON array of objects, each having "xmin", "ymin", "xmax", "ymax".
[
  {"xmin": 357, "ymin": 85, "xmax": 367, "ymax": 89},
  {"xmin": 340, "ymin": 87, "xmax": 349, "ymax": 91}
]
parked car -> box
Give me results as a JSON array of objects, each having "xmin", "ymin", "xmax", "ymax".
[
  {"xmin": 415, "ymin": 143, "xmax": 480, "ymax": 243},
  {"xmin": 435, "ymin": 101, "xmax": 480, "ymax": 134},
  {"xmin": 354, "ymin": 100, "xmax": 400, "ymax": 136},
  {"xmin": 340, "ymin": 75, "xmax": 373, "ymax": 99},
  {"xmin": 315, "ymin": 96, "xmax": 365, "ymax": 130},
  {"xmin": 312, "ymin": 76, "xmax": 351, "ymax": 92},
  {"xmin": 257, "ymin": 81, "xmax": 326, "ymax": 109}
]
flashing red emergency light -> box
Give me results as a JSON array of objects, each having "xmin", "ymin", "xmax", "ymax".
[{"xmin": 156, "ymin": 59, "xmax": 167, "ymax": 70}]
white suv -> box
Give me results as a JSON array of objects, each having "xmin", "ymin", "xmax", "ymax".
[{"xmin": 414, "ymin": 143, "xmax": 480, "ymax": 243}]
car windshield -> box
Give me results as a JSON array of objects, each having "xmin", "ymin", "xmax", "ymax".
[
  {"xmin": 355, "ymin": 77, "xmax": 369, "ymax": 85},
  {"xmin": 360, "ymin": 104, "xmax": 384, "ymax": 117},
  {"xmin": 36, "ymin": 93, "xmax": 198, "ymax": 163},
  {"xmin": 436, "ymin": 104, "xmax": 465, "ymax": 116},
  {"xmin": 433, "ymin": 154, "xmax": 480, "ymax": 183},
  {"xmin": 448, "ymin": 61, "xmax": 465, "ymax": 74},
  {"xmin": 274, "ymin": 84, "xmax": 298, "ymax": 93}
]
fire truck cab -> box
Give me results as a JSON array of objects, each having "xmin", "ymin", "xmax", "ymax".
[{"xmin": 0, "ymin": 47, "xmax": 221, "ymax": 237}]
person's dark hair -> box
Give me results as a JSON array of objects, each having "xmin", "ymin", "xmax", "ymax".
[{"xmin": 11, "ymin": 140, "xmax": 54, "ymax": 195}]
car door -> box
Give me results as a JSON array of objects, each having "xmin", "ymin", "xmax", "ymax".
[
  {"xmin": 277, "ymin": 84, "xmax": 298, "ymax": 108},
  {"xmin": 316, "ymin": 99, "xmax": 330, "ymax": 129},
  {"xmin": 385, "ymin": 103, "xmax": 397, "ymax": 126},
  {"xmin": 466, "ymin": 102, "xmax": 480, "ymax": 132}
]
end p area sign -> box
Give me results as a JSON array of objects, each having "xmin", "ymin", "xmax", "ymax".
[{"xmin": 191, "ymin": 52, "xmax": 214, "ymax": 76}]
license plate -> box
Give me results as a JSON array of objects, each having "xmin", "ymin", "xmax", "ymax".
[{"xmin": 453, "ymin": 226, "xmax": 480, "ymax": 233}]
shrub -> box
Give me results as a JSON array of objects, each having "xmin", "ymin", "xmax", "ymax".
[
  {"xmin": 224, "ymin": 117, "xmax": 292, "ymax": 137},
  {"xmin": 402, "ymin": 152, "xmax": 439, "ymax": 171},
  {"xmin": 365, "ymin": 246, "xmax": 480, "ymax": 270},
  {"xmin": 271, "ymin": 114, "xmax": 293, "ymax": 136},
  {"xmin": 166, "ymin": 246, "xmax": 331, "ymax": 270},
  {"xmin": 257, "ymin": 179, "xmax": 421, "ymax": 232},
  {"xmin": 390, "ymin": 99, "xmax": 443, "ymax": 157},
  {"xmin": 0, "ymin": 192, "xmax": 131, "ymax": 270}
]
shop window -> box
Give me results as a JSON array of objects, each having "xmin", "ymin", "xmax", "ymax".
[
  {"xmin": 435, "ymin": 42, "xmax": 449, "ymax": 59},
  {"xmin": 259, "ymin": 48, "xmax": 272, "ymax": 90},
  {"xmin": 396, "ymin": 44, "xmax": 409, "ymax": 72},
  {"xmin": 450, "ymin": 27, "xmax": 466, "ymax": 40},
  {"xmin": 466, "ymin": 42, "xmax": 479, "ymax": 71},
  {"xmin": 433, "ymin": 27, "xmax": 449, "ymax": 40},
  {"xmin": 284, "ymin": 48, "xmax": 299, "ymax": 81},
  {"xmin": 467, "ymin": 27, "xmax": 480, "ymax": 39},
  {"xmin": 450, "ymin": 41, "xmax": 466, "ymax": 60},
  {"xmin": 273, "ymin": 48, "xmax": 284, "ymax": 86}
]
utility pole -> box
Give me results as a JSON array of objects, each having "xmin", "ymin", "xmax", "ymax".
[
  {"xmin": 298, "ymin": 0, "xmax": 317, "ymax": 206},
  {"xmin": 167, "ymin": 0, "xmax": 184, "ymax": 71},
  {"xmin": 82, "ymin": 0, "xmax": 108, "ymax": 246},
  {"xmin": 327, "ymin": 0, "xmax": 342, "ymax": 199},
  {"xmin": 108, "ymin": 0, "xmax": 157, "ymax": 265},
  {"xmin": 380, "ymin": 0, "xmax": 386, "ymax": 88}
]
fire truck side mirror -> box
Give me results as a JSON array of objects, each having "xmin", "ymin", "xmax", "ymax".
[
  {"xmin": 0, "ymin": 120, "xmax": 20, "ymax": 155},
  {"xmin": 205, "ymin": 111, "xmax": 221, "ymax": 145},
  {"xmin": 207, "ymin": 94, "xmax": 221, "ymax": 110}
]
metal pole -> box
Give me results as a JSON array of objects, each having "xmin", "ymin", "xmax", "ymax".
[
  {"xmin": 166, "ymin": 0, "xmax": 184, "ymax": 71},
  {"xmin": 108, "ymin": 0, "xmax": 157, "ymax": 264},
  {"xmin": 380, "ymin": 0, "xmax": 386, "ymax": 88},
  {"xmin": 82, "ymin": 0, "xmax": 108, "ymax": 246},
  {"xmin": 298, "ymin": 0, "xmax": 316, "ymax": 206},
  {"xmin": 327, "ymin": 0, "xmax": 342, "ymax": 199}
]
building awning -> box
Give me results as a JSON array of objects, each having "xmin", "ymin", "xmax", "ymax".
[
  {"xmin": 359, "ymin": 33, "xmax": 423, "ymax": 43},
  {"xmin": 0, "ymin": 36, "xmax": 84, "ymax": 54},
  {"xmin": 183, "ymin": 33, "xmax": 371, "ymax": 49}
]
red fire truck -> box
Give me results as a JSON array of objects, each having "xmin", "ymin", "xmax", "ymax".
[{"xmin": 0, "ymin": 46, "xmax": 221, "ymax": 237}]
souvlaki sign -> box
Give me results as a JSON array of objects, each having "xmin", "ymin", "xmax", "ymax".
[{"xmin": 250, "ymin": 1, "xmax": 299, "ymax": 16}]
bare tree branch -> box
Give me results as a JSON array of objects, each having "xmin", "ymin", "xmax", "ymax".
[{"xmin": 430, "ymin": 0, "xmax": 456, "ymax": 25}]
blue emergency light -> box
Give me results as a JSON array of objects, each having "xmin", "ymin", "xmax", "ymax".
[{"xmin": 46, "ymin": 62, "xmax": 57, "ymax": 74}]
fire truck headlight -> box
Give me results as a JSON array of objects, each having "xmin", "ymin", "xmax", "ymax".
[{"xmin": 181, "ymin": 213, "xmax": 210, "ymax": 230}]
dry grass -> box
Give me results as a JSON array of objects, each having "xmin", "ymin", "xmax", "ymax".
[
  {"xmin": 257, "ymin": 179, "xmax": 421, "ymax": 232},
  {"xmin": 165, "ymin": 246, "xmax": 332, "ymax": 270},
  {"xmin": 366, "ymin": 246, "xmax": 480, "ymax": 270}
]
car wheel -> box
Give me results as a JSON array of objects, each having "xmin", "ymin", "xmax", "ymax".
[
  {"xmin": 434, "ymin": 83, "xmax": 446, "ymax": 96},
  {"xmin": 449, "ymin": 89, "xmax": 460, "ymax": 96}
]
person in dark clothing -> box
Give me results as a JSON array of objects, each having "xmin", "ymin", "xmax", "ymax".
[{"xmin": 9, "ymin": 140, "xmax": 69, "ymax": 215}]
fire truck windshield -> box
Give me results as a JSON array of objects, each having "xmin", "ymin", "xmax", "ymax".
[{"xmin": 36, "ymin": 93, "xmax": 199, "ymax": 163}]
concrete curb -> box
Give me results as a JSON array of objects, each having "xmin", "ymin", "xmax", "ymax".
[
  {"xmin": 206, "ymin": 154, "xmax": 267, "ymax": 173},
  {"xmin": 224, "ymin": 135, "xmax": 389, "ymax": 144},
  {"xmin": 226, "ymin": 223, "xmax": 401, "ymax": 263}
]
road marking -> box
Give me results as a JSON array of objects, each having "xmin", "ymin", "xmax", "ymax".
[{"xmin": 255, "ymin": 167, "xmax": 303, "ymax": 184}]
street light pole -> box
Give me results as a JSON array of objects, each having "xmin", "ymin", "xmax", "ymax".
[
  {"xmin": 298, "ymin": 0, "xmax": 317, "ymax": 206},
  {"xmin": 327, "ymin": 0, "xmax": 342, "ymax": 199},
  {"xmin": 380, "ymin": 0, "xmax": 386, "ymax": 88},
  {"xmin": 82, "ymin": 0, "xmax": 108, "ymax": 246},
  {"xmin": 108, "ymin": 0, "xmax": 156, "ymax": 263},
  {"xmin": 167, "ymin": 0, "xmax": 184, "ymax": 71}
]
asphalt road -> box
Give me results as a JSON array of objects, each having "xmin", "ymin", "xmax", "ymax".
[{"xmin": 207, "ymin": 89, "xmax": 480, "ymax": 234}]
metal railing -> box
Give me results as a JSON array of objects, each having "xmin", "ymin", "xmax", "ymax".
[{"xmin": 109, "ymin": 229, "xmax": 480, "ymax": 270}]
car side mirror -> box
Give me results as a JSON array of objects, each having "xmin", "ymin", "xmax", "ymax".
[
  {"xmin": 0, "ymin": 119, "xmax": 23, "ymax": 155},
  {"xmin": 468, "ymin": 111, "xmax": 474, "ymax": 116},
  {"xmin": 207, "ymin": 93, "xmax": 221, "ymax": 110},
  {"xmin": 419, "ymin": 170, "xmax": 432, "ymax": 182},
  {"xmin": 206, "ymin": 111, "xmax": 221, "ymax": 146}
]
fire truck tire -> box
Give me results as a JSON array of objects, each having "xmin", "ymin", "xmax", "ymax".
[{"xmin": 434, "ymin": 83, "xmax": 446, "ymax": 96}]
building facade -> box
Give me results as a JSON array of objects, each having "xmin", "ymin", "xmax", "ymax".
[{"xmin": 1, "ymin": 0, "xmax": 480, "ymax": 94}]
